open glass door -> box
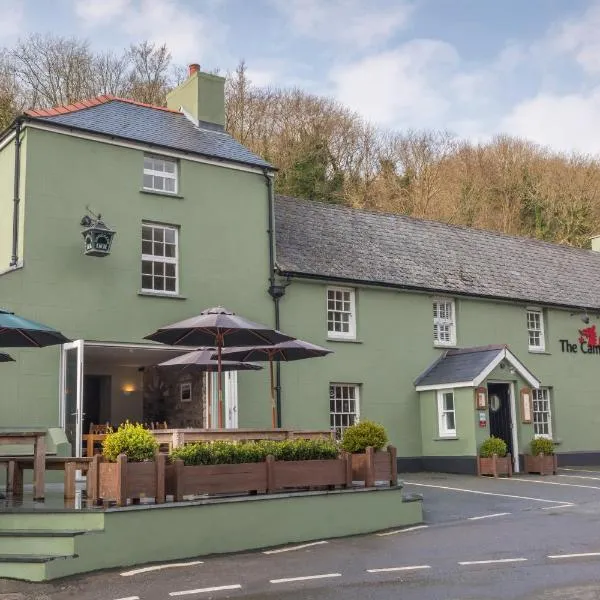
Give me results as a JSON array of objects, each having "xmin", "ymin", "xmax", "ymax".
[
  {"xmin": 61, "ymin": 340, "xmax": 84, "ymax": 457},
  {"xmin": 225, "ymin": 371, "xmax": 238, "ymax": 429}
]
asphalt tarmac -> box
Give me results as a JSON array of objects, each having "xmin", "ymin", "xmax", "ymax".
[{"xmin": 4, "ymin": 468, "xmax": 600, "ymax": 600}]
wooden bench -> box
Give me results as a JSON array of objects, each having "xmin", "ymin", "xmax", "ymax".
[{"xmin": 0, "ymin": 456, "xmax": 92, "ymax": 500}]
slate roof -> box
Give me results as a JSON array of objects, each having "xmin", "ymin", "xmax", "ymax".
[
  {"xmin": 274, "ymin": 195, "xmax": 600, "ymax": 310},
  {"xmin": 414, "ymin": 346, "xmax": 505, "ymax": 387},
  {"xmin": 24, "ymin": 96, "xmax": 272, "ymax": 169}
]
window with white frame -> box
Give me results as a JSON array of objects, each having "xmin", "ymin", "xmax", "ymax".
[
  {"xmin": 433, "ymin": 298, "xmax": 456, "ymax": 346},
  {"xmin": 143, "ymin": 155, "xmax": 178, "ymax": 194},
  {"xmin": 527, "ymin": 309, "xmax": 545, "ymax": 351},
  {"xmin": 532, "ymin": 387, "xmax": 552, "ymax": 438},
  {"xmin": 329, "ymin": 383, "xmax": 359, "ymax": 439},
  {"xmin": 437, "ymin": 390, "xmax": 456, "ymax": 437},
  {"xmin": 327, "ymin": 287, "xmax": 356, "ymax": 339},
  {"xmin": 141, "ymin": 223, "xmax": 179, "ymax": 294}
]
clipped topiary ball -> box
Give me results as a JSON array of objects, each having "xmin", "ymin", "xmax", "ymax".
[
  {"xmin": 102, "ymin": 421, "xmax": 158, "ymax": 462},
  {"xmin": 479, "ymin": 436, "xmax": 507, "ymax": 458},
  {"xmin": 340, "ymin": 420, "xmax": 388, "ymax": 453},
  {"xmin": 530, "ymin": 437, "xmax": 555, "ymax": 456}
]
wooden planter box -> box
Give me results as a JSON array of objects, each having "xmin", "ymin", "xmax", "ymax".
[
  {"xmin": 351, "ymin": 446, "xmax": 398, "ymax": 487},
  {"xmin": 166, "ymin": 461, "xmax": 268, "ymax": 500},
  {"xmin": 166, "ymin": 455, "xmax": 352, "ymax": 501},
  {"xmin": 87, "ymin": 453, "xmax": 166, "ymax": 506},
  {"xmin": 477, "ymin": 453, "xmax": 513, "ymax": 478},
  {"xmin": 524, "ymin": 453, "xmax": 557, "ymax": 475},
  {"xmin": 269, "ymin": 456, "xmax": 351, "ymax": 491}
]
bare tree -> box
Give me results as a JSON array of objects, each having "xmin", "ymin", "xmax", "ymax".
[{"xmin": 127, "ymin": 42, "xmax": 172, "ymax": 105}]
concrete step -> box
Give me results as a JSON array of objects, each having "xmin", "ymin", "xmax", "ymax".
[
  {"xmin": 0, "ymin": 554, "xmax": 74, "ymax": 582},
  {"xmin": 0, "ymin": 530, "xmax": 86, "ymax": 556}
]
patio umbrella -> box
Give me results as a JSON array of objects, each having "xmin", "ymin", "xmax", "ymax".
[
  {"xmin": 0, "ymin": 352, "xmax": 14, "ymax": 362},
  {"xmin": 219, "ymin": 339, "xmax": 333, "ymax": 427},
  {"xmin": 0, "ymin": 309, "xmax": 70, "ymax": 347},
  {"xmin": 157, "ymin": 349, "xmax": 263, "ymax": 428},
  {"xmin": 144, "ymin": 306, "xmax": 294, "ymax": 427}
]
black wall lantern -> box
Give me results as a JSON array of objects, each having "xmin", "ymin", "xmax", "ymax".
[{"xmin": 80, "ymin": 210, "xmax": 116, "ymax": 257}]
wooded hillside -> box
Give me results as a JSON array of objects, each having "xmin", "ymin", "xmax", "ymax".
[{"xmin": 2, "ymin": 35, "xmax": 599, "ymax": 248}]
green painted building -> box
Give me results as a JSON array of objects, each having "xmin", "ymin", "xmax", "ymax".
[{"xmin": 2, "ymin": 64, "xmax": 600, "ymax": 473}]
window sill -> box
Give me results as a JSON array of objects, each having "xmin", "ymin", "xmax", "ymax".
[
  {"xmin": 326, "ymin": 337, "xmax": 363, "ymax": 344},
  {"xmin": 434, "ymin": 343, "xmax": 457, "ymax": 349},
  {"xmin": 434, "ymin": 436, "xmax": 459, "ymax": 441},
  {"xmin": 140, "ymin": 189, "xmax": 184, "ymax": 199},
  {"xmin": 138, "ymin": 290, "xmax": 187, "ymax": 300},
  {"xmin": 528, "ymin": 349, "xmax": 550, "ymax": 355}
]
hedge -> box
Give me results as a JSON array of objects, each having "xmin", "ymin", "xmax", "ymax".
[{"xmin": 170, "ymin": 439, "xmax": 340, "ymax": 466}]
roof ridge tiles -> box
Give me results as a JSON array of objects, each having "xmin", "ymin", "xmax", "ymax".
[{"xmin": 25, "ymin": 95, "xmax": 180, "ymax": 119}]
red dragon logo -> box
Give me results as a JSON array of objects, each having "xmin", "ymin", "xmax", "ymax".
[{"xmin": 579, "ymin": 325, "xmax": 598, "ymax": 347}]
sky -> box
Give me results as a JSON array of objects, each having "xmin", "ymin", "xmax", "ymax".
[{"xmin": 3, "ymin": 0, "xmax": 600, "ymax": 155}]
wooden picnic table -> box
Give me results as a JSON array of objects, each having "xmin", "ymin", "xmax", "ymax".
[{"xmin": 0, "ymin": 429, "xmax": 46, "ymax": 500}]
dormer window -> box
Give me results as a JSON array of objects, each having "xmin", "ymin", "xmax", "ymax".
[{"xmin": 143, "ymin": 155, "xmax": 178, "ymax": 194}]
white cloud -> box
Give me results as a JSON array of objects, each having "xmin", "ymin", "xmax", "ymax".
[
  {"xmin": 271, "ymin": 0, "xmax": 412, "ymax": 49},
  {"xmin": 73, "ymin": 0, "xmax": 226, "ymax": 63},
  {"xmin": 501, "ymin": 89, "xmax": 600, "ymax": 155},
  {"xmin": 75, "ymin": 0, "xmax": 131, "ymax": 24},
  {"xmin": 550, "ymin": 2, "xmax": 600, "ymax": 74},
  {"xmin": 0, "ymin": 0, "xmax": 24, "ymax": 41},
  {"xmin": 329, "ymin": 39, "xmax": 459, "ymax": 127}
]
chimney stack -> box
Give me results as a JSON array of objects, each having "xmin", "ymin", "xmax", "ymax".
[{"xmin": 167, "ymin": 62, "xmax": 225, "ymax": 129}]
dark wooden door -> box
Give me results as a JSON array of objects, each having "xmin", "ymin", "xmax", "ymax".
[{"xmin": 487, "ymin": 383, "xmax": 514, "ymax": 460}]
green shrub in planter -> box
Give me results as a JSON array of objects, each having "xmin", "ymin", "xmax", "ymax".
[
  {"xmin": 479, "ymin": 436, "xmax": 507, "ymax": 458},
  {"xmin": 530, "ymin": 437, "xmax": 555, "ymax": 456},
  {"xmin": 170, "ymin": 439, "xmax": 339, "ymax": 466},
  {"xmin": 340, "ymin": 420, "xmax": 388, "ymax": 453},
  {"xmin": 102, "ymin": 422, "xmax": 158, "ymax": 462}
]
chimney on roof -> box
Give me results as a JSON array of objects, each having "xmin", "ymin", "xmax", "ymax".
[
  {"xmin": 592, "ymin": 235, "xmax": 600, "ymax": 252},
  {"xmin": 167, "ymin": 63, "xmax": 225, "ymax": 129}
]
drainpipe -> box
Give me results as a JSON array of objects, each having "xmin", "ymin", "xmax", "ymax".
[
  {"xmin": 263, "ymin": 169, "xmax": 284, "ymax": 427},
  {"xmin": 10, "ymin": 119, "xmax": 23, "ymax": 267}
]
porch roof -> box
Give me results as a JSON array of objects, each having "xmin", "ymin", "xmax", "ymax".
[{"xmin": 414, "ymin": 345, "xmax": 540, "ymax": 391}]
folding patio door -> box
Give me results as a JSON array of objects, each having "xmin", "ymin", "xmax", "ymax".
[
  {"xmin": 60, "ymin": 340, "xmax": 84, "ymax": 457},
  {"xmin": 204, "ymin": 371, "xmax": 238, "ymax": 429}
]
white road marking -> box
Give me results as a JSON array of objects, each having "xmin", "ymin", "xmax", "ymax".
[
  {"xmin": 169, "ymin": 584, "xmax": 242, "ymax": 596},
  {"xmin": 263, "ymin": 541, "xmax": 328, "ymax": 554},
  {"xmin": 404, "ymin": 482, "xmax": 566, "ymax": 504},
  {"xmin": 559, "ymin": 474, "xmax": 600, "ymax": 481},
  {"xmin": 559, "ymin": 468, "xmax": 600, "ymax": 474},
  {"xmin": 376, "ymin": 525, "xmax": 429, "ymax": 536},
  {"xmin": 507, "ymin": 478, "xmax": 600, "ymax": 491},
  {"xmin": 270, "ymin": 573, "xmax": 342, "ymax": 584},
  {"xmin": 114, "ymin": 597, "xmax": 140, "ymax": 600},
  {"xmin": 548, "ymin": 552, "xmax": 600, "ymax": 560},
  {"xmin": 121, "ymin": 561, "xmax": 203, "ymax": 576},
  {"xmin": 459, "ymin": 558, "xmax": 527, "ymax": 566},
  {"xmin": 468, "ymin": 512, "xmax": 511, "ymax": 520},
  {"xmin": 367, "ymin": 565, "xmax": 431, "ymax": 573},
  {"xmin": 541, "ymin": 503, "xmax": 574, "ymax": 510}
]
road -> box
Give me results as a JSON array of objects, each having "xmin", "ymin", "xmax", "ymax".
[{"xmin": 5, "ymin": 468, "xmax": 600, "ymax": 600}]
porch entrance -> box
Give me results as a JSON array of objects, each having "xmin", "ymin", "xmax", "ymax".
[
  {"xmin": 60, "ymin": 341, "xmax": 240, "ymax": 456},
  {"xmin": 487, "ymin": 382, "xmax": 515, "ymax": 466}
]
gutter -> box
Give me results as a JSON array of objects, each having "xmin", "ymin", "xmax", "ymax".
[
  {"xmin": 10, "ymin": 118, "xmax": 23, "ymax": 267},
  {"xmin": 277, "ymin": 269, "xmax": 599, "ymax": 314},
  {"xmin": 264, "ymin": 169, "xmax": 283, "ymax": 427}
]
